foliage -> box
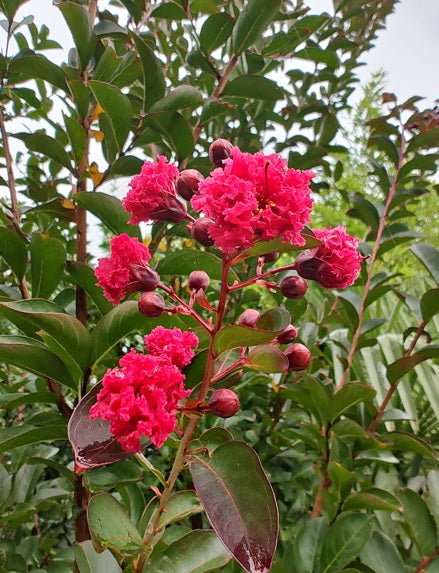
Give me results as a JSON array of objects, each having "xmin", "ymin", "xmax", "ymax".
[{"xmin": 0, "ymin": 1, "xmax": 439, "ymax": 572}]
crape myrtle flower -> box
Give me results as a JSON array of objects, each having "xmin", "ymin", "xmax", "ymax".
[
  {"xmin": 90, "ymin": 327, "xmax": 199, "ymax": 452},
  {"xmin": 95, "ymin": 234, "xmax": 152, "ymax": 304},
  {"xmin": 295, "ymin": 226, "xmax": 362, "ymax": 289},
  {"xmin": 123, "ymin": 155, "xmax": 187, "ymax": 224},
  {"xmin": 191, "ymin": 147, "xmax": 314, "ymax": 253}
]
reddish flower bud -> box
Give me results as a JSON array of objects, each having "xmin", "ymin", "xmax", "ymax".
[
  {"xmin": 138, "ymin": 292, "xmax": 166, "ymax": 317},
  {"xmin": 129, "ymin": 264, "xmax": 160, "ymax": 293},
  {"xmin": 284, "ymin": 343, "xmax": 311, "ymax": 371},
  {"xmin": 280, "ymin": 276, "xmax": 308, "ymax": 299},
  {"xmin": 209, "ymin": 138, "xmax": 233, "ymax": 168},
  {"xmin": 188, "ymin": 270, "xmax": 210, "ymax": 291},
  {"xmin": 277, "ymin": 324, "xmax": 298, "ymax": 344},
  {"xmin": 190, "ymin": 218, "xmax": 214, "ymax": 247},
  {"xmin": 237, "ymin": 309, "xmax": 260, "ymax": 328},
  {"xmin": 263, "ymin": 252, "xmax": 279, "ymax": 264},
  {"xmin": 176, "ymin": 169, "xmax": 204, "ymax": 201},
  {"xmin": 208, "ymin": 388, "xmax": 240, "ymax": 418}
]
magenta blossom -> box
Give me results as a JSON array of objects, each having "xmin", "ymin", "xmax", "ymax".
[
  {"xmin": 123, "ymin": 156, "xmax": 186, "ymax": 224},
  {"xmin": 191, "ymin": 147, "xmax": 314, "ymax": 253},
  {"xmin": 295, "ymin": 226, "xmax": 362, "ymax": 289},
  {"xmin": 144, "ymin": 326, "xmax": 199, "ymax": 369},
  {"xmin": 95, "ymin": 234, "xmax": 151, "ymax": 304}
]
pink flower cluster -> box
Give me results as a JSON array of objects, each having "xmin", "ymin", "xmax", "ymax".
[
  {"xmin": 191, "ymin": 147, "xmax": 314, "ymax": 253},
  {"xmin": 122, "ymin": 155, "xmax": 186, "ymax": 224},
  {"xmin": 89, "ymin": 327, "xmax": 199, "ymax": 452},
  {"xmin": 295, "ymin": 226, "xmax": 362, "ymax": 289},
  {"xmin": 95, "ymin": 234, "xmax": 151, "ymax": 304}
]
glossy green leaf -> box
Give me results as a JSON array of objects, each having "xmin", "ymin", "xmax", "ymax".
[
  {"xmin": 360, "ymin": 531, "xmax": 405, "ymax": 573},
  {"xmin": 280, "ymin": 377, "xmax": 330, "ymax": 426},
  {"xmin": 239, "ymin": 231, "xmax": 321, "ymax": 260},
  {"xmin": 246, "ymin": 345, "xmax": 289, "ymax": 373},
  {"xmin": 0, "ymin": 423, "xmax": 67, "ymax": 454},
  {"xmin": 143, "ymin": 491, "xmax": 202, "ymax": 531},
  {"xmin": 0, "ymin": 0, "xmax": 29, "ymax": 20},
  {"xmin": 0, "ymin": 298, "xmax": 66, "ymax": 337},
  {"xmin": 75, "ymin": 540, "xmax": 122, "ymax": 573},
  {"xmin": 257, "ymin": 307, "xmax": 291, "ymax": 331},
  {"xmin": 130, "ymin": 33, "xmax": 165, "ymax": 110},
  {"xmin": 0, "ymin": 335, "xmax": 76, "ymax": 389},
  {"xmin": 294, "ymin": 47, "xmax": 338, "ymax": 69},
  {"xmin": 213, "ymin": 322, "xmax": 286, "ymax": 356},
  {"xmin": 64, "ymin": 115, "xmax": 87, "ymax": 164},
  {"xmin": 199, "ymin": 12, "xmax": 234, "ymax": 53},
  {"xmin": 198, "ymin": 427, "xmax": 233, "ymax": 454},
  {"xmin": 0, "ymin": 391, "xmax": 58, "ymax": 409},
  {"xmin": 343, "ymin": 488, "xmax": 401, "ymax": 512},
  {"xmin": 421, "ymin": 288, "xmax": 439, "ymax": 321},
  {"xmin": 293, "ymin": 517, "xmax": 328, "ymax": 573},
  {"xmin": 321, "ymin": 513, "xmax": 372, "ymax": 573},
  {"xmin": 406, "ymin": 127, "xmax": 439, "ymax": 153},
  {"xmin": 387, "ymin": 345, "xmax": 439, "ymax": 383},
  {"xmin": 69, "ymin": 79, "xmax": 90, "ymax": 120},
  {"xmin": 398, "ymin": 488, "xmax": 437, "ymax": 555},
  {"xmin": 151, "ymin": 2, "xmax": 186, "ymax": 19},
  {"xmin": 89, "ymin": 81, "xmax": 132, "ymax": 151},
  {"xmin": 108, "ymin": 155, "xmax": 144, "ymax": 178},
  {"xmin": 88, "ymin": 493, "xmax": 143, "ymax": 555},
  {"xmin": 156, "ymin": 249, "xmax": 225, "ymax": 281},
  {"xmin": 23, "ymin": 133, "xmax": 73, "ymax": 172},
  {"xmin": 73, "ymin": 192, "xmax": 140, "ymax": 238},
  {"xmin": 367, "ymin": 134, "xmax": 400, "ymax": 166},
  {"xmin": 144, "ymin": 111, "xmax": 194, "ymax": 160},
  {"xmin": 0, "ymin": 227, "xmax": 27, "ymax": 280},
  {"xmin": 58, "ymin": 2, "xmax": 95, "ymax": 70},
  {"xmin": 232, "ymin": 0, "xmax": 281, "ymax": 55},
  {"xmin": 150, "ymin": 86, "xmax": 203, "ymax": 112},
  {"xmin": 410, "ymin": 243, "xmax": 439, "ymax": 284},
  {"xmin": 66, "ymin": 261, "xmax": 112, "ymax": 316},
  {"xmin": 30, "ymin": 233, "xmax": 66, "ymax": 299},
  {"xmin": 9, "ymin": 54, "xmax": 68, "ymax": 91},
  {"xmin": 0, "ymin": 463, "xmax": 11, "ymax": 508},
  {"xmin": 329, "ymin": 383, "xmax": 376, "ymax": 422},
  {"xmin": 223, "ymin": 76, "xmax": 283, "ymax": 100},
  {"xmin": 144, "ymin": 530, "xmax": 231, "ymax": 573},
  {"xmin": 382, "ymin": 430, "xmax": 436, "ymax": 459},
  {"xmin": 189, "ymin": 441, "xmax": 278, "ymax": 573}
]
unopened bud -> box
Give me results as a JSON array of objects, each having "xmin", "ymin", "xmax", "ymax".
[
  {"xmin": 263, "ymin": 252, "xmax": 279, "ymax": 264},
  {"xmin": 176, "ymin": 169, "xmax": 204, "ymax": 201},
  {"xmin": 277, "ymin": 324, "xmax": 298, "ymax": 344},
  {"xmin": 208, "ymin": 388, "xmax": 239, "ymax": 418},
  {"xmin": 188, "ymin": 270, "xmax": 210, "ymax": 291},
  {"xmin": 209, "ymin": 138, "xmax": 233, "ymax": 168},
  {"xmin": 237, "ymin": 309, "xmax": 260, "ymax": 328},
  {"xmin": 129, "ymin": 264, "xmax": 160, "ymax": 292},
  {"xmin": 280, "ymin": 276, "xmax": 308, "ymax": 299},
  {"xmin": 138, "ymin": 292, "xmax": 166, "ymax": 317},
  {"xmin": 190, "ymin": 218, "xmax": 214, "ymax": 247},
  {"xmin": 284, "ymin": 343, "xmax": 311, "ymax": 371}
]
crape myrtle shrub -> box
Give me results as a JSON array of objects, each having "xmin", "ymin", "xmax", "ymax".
[{"xmin": 0, "ymin": 0, "xmax": 439, "ymax": 572}]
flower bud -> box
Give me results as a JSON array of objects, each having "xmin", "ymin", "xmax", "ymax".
[
  {"xmin": 138, "ymin": 292, "xmax": 166, "ymax": 317},
  {"xmin": 153, "ymin": 192, "xmax": 188, "ymax": 223},
  {"xmin": 208, "ymin": 388, "xmax": 239, "ymax": 418},
  {"xmin": 277, "ymin": 324, "xmax": 298, "ymax": 344},
  {"xmin": 263, "ymin": 252, "xmax": 279, "ymax": 264},
  {"xmin": 209, "ymin": 138, "xmax": 233, "ymax": 168},
  {"xmin": 188, "ymin": 270, "xmax": 210, "ymax": 291},
  {"xmin": 129, "ymin": 264, "xmax": 160, "ymax": 293},
  {"xmin": 280, "ymin": 276, "xmax": 308, "ymax": 299},
  {"xmin": 237, "ymin": 309, "xmax": 260, "ymax": 328},
  {"xmin": 190, "ymin": 218, "xmax": 214, "ymax": 247},
  {"xmin": 284, "ymin": 343, "xmax": 311, "ymax": 371},
  {"xmin": 176, "ymin": 169, "xmax": 204, "ymax": 201}
]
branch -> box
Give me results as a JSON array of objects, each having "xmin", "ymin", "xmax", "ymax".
[{"xmin": 415, "ymin": 547, "xmax": 439, "ymax": 573}]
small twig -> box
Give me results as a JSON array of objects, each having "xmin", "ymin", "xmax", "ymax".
[{"xmin": 415, "ymin": 547, "xmax": 439, "ymax": 573}]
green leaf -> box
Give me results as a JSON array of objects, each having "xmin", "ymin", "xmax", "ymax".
[
  {"xmin": 398, "ymin": 488, "xmax": 437, "ymax": 555},
  {"xmin": 156, "ymin": 249, "xmax": 226, "ymax": 281},
  {"xmin": 66, "ymin": 261, "xmax": 112, "ymax": 316},
  {"xmin": 75, "ymin": 540, "xmax": 122, "ymax": 573},
  {"xmin": 246, "ymin": 345, "xmax": 289, "ymax": 373},
  {"xmin": 58, "ymin": 2, "xmax": 95, "ymax": 71},
  {"xmin": 239, "ymin": 231, "xmax": 321, "ymax": 260},
  {"xmin": 329, "ymin": 383, "xmax": 376, "ymax": 422},
  {"xmin": 144, "ymin": 111, "xmax": 194, "ymax": 160},
  {"xmin": 293, "ymin": 518, "xmax": 328, "ymax": 573},
  {"xmin": 223, "ymin": 76, "xmax": 283, "ymax": 100},
  {"xmin": 0, "ymin": 299, "xmax": 91, "ymax": 371},
  {"xmin": 198, "ymin": 427, "xmax": 233, "ymax": 454},
  {"xmin": 232, "ymin": 0, "xmax": 281, "ymax": 55},
  {"xmin": 108, "ymin": 155, "xmax": 144, "ymax": 178},
  {"xmin": 0, "ymin": 423, "xmax": 67, "ymax": 454},
  {"xmin": 64, "ymin": 115, "xmax": 87, "ymax": 164},
  {"xmin": 130, "ymin": 33, "xmax": 165, "ymax": 110},
  {"xmin": 321, "ymin": 513, "xmax": 372, "ymax": 573},
  {"xmin": 23, "ymin": 133, "xmax": 73, "ymax": 172},
  {"xmin": 421, "ymin": 288, "xmax": 439, "ymax": 321},
  {"xmin": 382, "ymin": 431, "xmax": 436, "ymax": 459},
  {"xmin": 144, "ymin": 530, "xmax": 231, "ymax": 573},
  {"xmin": 0, "ymin": 227, "xmax": 27, "ymax": 280},
  {"xmin": 73, "ymin": 192, "xmax": 140, "ymax": 238},
  {"xmin": 199, "ymin": 12, "xmax": 234, "ymax": 53},
  {"xmin": 9, "ymin": 54, "xmax": 68, "ymax": 91},
  {"xmin": 406, "ymin": 127, "xmax": 439, "ymax": 153},
  {"xmin": 151, "ymin": 2, "xmax": 187, "ymax": 19},
  {"xmin": 0, "ymin": 391, "xmax": 58, "ymax": 409},
  {"xmin": 89, "ymin": 81, "xmax": 132, "ymax": 151},
  {"xmin": 294, "ymin": 47, "xmax": 339, "ymax": 69},
  {"xmin": 88, "ymin": 493, "xmax": 143, "ymax": 555},
  {"xmin": 367, "ymin": 134, "xmax": 400, "ymax": 166},
  {"xmin": 342, "ymin": 488, "xmax": 401, "ymax": 512},
  {"xmin": 387, "ymin": 345, "xmax": 439, "ymax": 383},
  {"xmin": 150, "ymin": 85, "xmax": 203, "ymax": 112},
  {"xmin": 0, "ymin": 334, "xmax": 76, "ymax": 389},
  {"xmin": 360, "ymin": 531, "xmax": 405, "ymax": 573},
  {"xmin": 189, "ymin": 441, "xmax": 278, "ymax": 573},
  {"xmin": 213, "ymin": 322, "xmax": 287, "ymax": 355},
  {"xmin": 280, "ymin": 377, "xmax": 330, "ymax": 426},
  {"xmin": 30, "ymin": 233, "xmax": 66, "ymax": 299},
  {"xmin": 0, "ymin": 462, "xmax": 11, "ymax": 508},
  {"xmin": 141, "ymin": 491, "xmax": 202, "ymax": 533},
  {"xmin": 0, "ymin": 0, "xmax": 29, "ymax": 21},
  {"xmin": 69, "ymin": 79, "xmax": 90, "ymax": 120},
  {"xmin": 410, "ymin": 243, "xmax": 439, "ymax": 284}
]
